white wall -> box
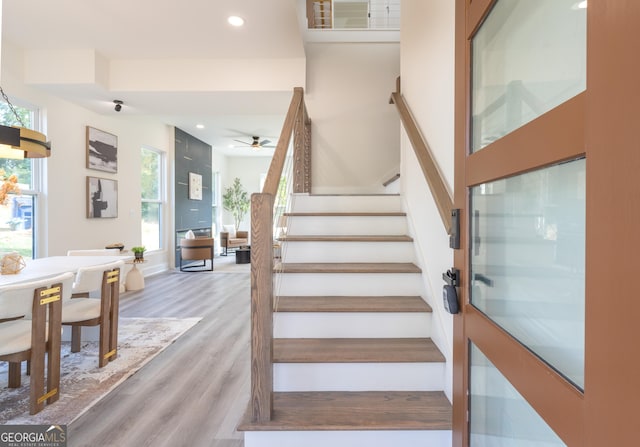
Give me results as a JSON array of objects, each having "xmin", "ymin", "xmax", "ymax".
[
  {"xmin": 221, "ymin": 156, "xmax": 272, "ymax": 235},
  {"xmin": 305, "ymin": 42, "xmax": 400, "ymax": 194},
  {"xmin": 2, "ymin": 40, "xmax": 175, "ymax": 274},
  {"xmin": 400, "ymin": 0, "xmax": 455, "ymax": 401}
]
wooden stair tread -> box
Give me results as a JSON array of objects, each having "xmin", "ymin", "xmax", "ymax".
[
  {"xmin": 273, "ymin": 338, "xmax": 445, "ymax": 363},
  {"xmin": 275, "ymin": 296, "xmax": 432, "ymax": 313},
  {"xmin": 275, "ymin": 262, "xmax": 422, "ymax": 274},
  {"xmin": 238, "ymin": 391, "xmax": 452, "ymax": 431},
  {"xmin": 279, "ymin": 235, "xmax": 413, "ymax": 242},
  {"xmin": 284, "ymin": 212, "xmax": 406, "ymax": 217}
]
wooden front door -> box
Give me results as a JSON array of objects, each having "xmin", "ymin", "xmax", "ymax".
[{"xmin": 453, "ymin": 1, "xmax": 640, "ymax": 445}]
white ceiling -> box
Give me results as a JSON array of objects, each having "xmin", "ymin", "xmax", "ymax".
[
  {"xmin": 1, "ymin": 1, "xmax": 399, "ymax": 156},
  {"xmin": 1, "ymin": 0, "xmax": 307, "ymax": 156}
]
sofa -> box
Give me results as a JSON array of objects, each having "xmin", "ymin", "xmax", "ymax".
[{"xmin": 220, "ymin": 229, "xmax": 249, "ymax": 255}]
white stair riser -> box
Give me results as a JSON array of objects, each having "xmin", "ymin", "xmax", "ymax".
[
  {"xmin": 273, "ymin": 312, "xmax": 431, "ymax": 338},
  {"xmin": 275, "ymin": 273, "xmax": 424, "ymax": 296},
  {"xmin": 281, "ymin": 241, "xmax": 415, "ymax": 263},
  {"xmin": 274, "ymin": 363, "xmax": 445, "ymax": 392},
  {"xmin": 291, "ymin": 194, "xmax": 403, "ymax": 213},
  {"xmin": 245, "ymin": 430, "xmax": 452, "ymax": 447},
  {"xmin": 287, "ymin": 216, "xmax": 407, "ymax": 236}
]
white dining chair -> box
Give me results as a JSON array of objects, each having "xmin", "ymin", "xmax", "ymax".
[
  {"xmin": 66, "ymin": 248, "xmax": 130, "ymax": 293},
  {"xmin": 61, "ymin": 260, "xmax": 124, "ymax": 367},
  {"xmin": 0, "ymin": 272, "xmax": 73, "ymax": 414},
  {"xmin": 66, "ymin": 249, "xmax": 121, "ymax": 256}
]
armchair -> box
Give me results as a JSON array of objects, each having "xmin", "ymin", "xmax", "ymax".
[
  {"xmin": 179, "ymin": 237, "xmax": 214, "ymax": 271},
  {"xmin": 220, "ymin": 230, "xmax": 249, "ymax": 256}
]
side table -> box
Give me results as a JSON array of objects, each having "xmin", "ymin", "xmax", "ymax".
[
  {"xmin": 125, "ymin": 260, "xmax": 146, "ymax": 291},
  {"xmin": 235, "ymin": 246, "xmax": 251, "ymax": 264}
]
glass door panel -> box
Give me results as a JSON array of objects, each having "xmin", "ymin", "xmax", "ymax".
[
  {"xmin": 470, "ymin": 158, "xmax": 586, "ymax": 389},
  {"xmin": 470, "ymin": 343, "xmax": 566, "ymax": 446},
  {"xmin": 471, "ymin": 0, "xmax": 586, "ymax": 152}
]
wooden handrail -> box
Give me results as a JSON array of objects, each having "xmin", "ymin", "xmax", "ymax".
[
  {"xmin": 262, "ymin": 87, "xmax": 304, "ymax": 195},
  {"xmin": 250, "ymin": 87, "xmax": 310, "ymax": 423},
  {"xmin": 390, "ymin": 86, "xmax": 454, "ymax": 235}
]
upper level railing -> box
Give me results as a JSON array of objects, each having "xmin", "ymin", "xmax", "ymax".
[
  {"xmin": 249, "ymin": 87, "xmax": 310, "ymax": 423},
  {"xmin": 307, "ymin": 0, "xmax": 400, "ymax": 30},
  {"xmin": 389, "ymin": 78, "xmax": 454, "ymax": 235}
]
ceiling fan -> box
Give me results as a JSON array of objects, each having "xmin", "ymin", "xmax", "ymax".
[{"xmin": 233, "ymin": 136, "xmax": 275, "ymax": 150}]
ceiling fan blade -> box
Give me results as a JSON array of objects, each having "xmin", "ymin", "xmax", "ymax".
[
  {"xmin": 233, "ymin": 139, "xmax": 251, "ymax": 146},
  {"xmin": 259, "ymin": 139, "xmax": 271, "ymax": 146}
]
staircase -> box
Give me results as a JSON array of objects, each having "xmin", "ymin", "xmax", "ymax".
[{"xmin": 239, "ymin": 194, "xmax": 452, "ymax": 447}]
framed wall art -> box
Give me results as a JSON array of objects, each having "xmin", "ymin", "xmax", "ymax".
[
  {"xmin": 86, "ymin": 126, "xmax": 118, "ymax": 173},
  {"xmin": 189, "ymin": 172, "xmax": 203, "ymax": 200},
  {"xmin": 87, "ymin": 176, "xmax": 118, "ymax": 218}
]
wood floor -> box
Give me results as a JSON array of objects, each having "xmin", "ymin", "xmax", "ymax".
[{"xmin": 68, "ymin": 257, "xmax": 250, "ymax": 447}]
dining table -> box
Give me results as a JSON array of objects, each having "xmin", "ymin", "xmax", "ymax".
[{"xmin": 0, "ymin": 255, "xmax": 133, "ymax": 287}]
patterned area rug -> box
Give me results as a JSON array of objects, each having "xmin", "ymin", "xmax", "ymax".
[{"xmin": 0, "ymin": 317, "xmax": 201, "ymax": 425}]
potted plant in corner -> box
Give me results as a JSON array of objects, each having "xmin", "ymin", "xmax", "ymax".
[
  {"xmin": 222, "ymin": 177, "xmax": 250, "ymax": 232},
  {"xmin": 131, "ymin": 246, "xmax": 146, "ymax": 262}
]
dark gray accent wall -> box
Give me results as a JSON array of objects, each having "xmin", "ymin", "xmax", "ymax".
[{"xmin": 174, "ymin": 127, "xmax": 212, "ymax": 265}]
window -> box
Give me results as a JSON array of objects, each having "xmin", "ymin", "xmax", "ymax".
[
  {"xmin": 0, "ymin": 101, "xmax": 41, "ymax": 259},
  {"xmin": 140, "ymin": 147, "xmax": 164, "ymax": 251}
]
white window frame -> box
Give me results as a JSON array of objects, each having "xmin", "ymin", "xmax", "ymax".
[{"xmin": 140, "ymin": 146, "xmax": 165, "ymax": 252}]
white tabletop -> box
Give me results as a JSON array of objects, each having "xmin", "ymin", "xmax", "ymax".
[{"xmin": 0, "ymin": 255, "xmax": 133, "ymax": 286}]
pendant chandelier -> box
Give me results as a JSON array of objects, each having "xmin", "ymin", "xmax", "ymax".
[{"xmin": 0, "ymin": 86, "xmax": 51, "ymax": 159}]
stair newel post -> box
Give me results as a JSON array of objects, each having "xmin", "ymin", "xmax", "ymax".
[
  {"xmin": 293, "ymin": 88, "xmax": 311, "ymax": 194},
  {"xmin": 293, "ymin": 100, "xmax": 304, "ymax": 194},
  {"xmin": 250, "ymin": 192, "xmax": 274, "ymax": 422}
]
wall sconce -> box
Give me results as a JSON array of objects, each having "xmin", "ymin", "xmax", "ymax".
[{"xmin": 0, "ymin": 87, "xmax": 51, "ymax": 159}]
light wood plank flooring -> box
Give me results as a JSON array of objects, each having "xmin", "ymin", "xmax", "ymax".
[{"xmin": 68, "ymin": 257, "xmax": 250, "ymax": 447}]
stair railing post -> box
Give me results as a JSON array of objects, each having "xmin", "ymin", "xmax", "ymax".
[
  {"xmin": 303, "ymin": 104, "xmax": 312, "ymax": 193},
  {"xmin": 293, "ymin": 100, "xmax": 311, "ymax": 194},
  {"xmin": 250, "ymin": 192, "xmax": 274, "ymax": 422}
]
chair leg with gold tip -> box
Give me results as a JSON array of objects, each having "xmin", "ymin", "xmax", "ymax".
[{"xmin": 0, "ymin": 273, "xmax": 70, "ymax": 415}]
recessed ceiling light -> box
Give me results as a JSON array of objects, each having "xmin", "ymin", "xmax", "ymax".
[
  {"xmin": 228, "ymin": 16, "xmax": 245, "ymax": 27},
  {"xmin": 196, "ymin": 124, "xmax": 204, "ymax": 129}
]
